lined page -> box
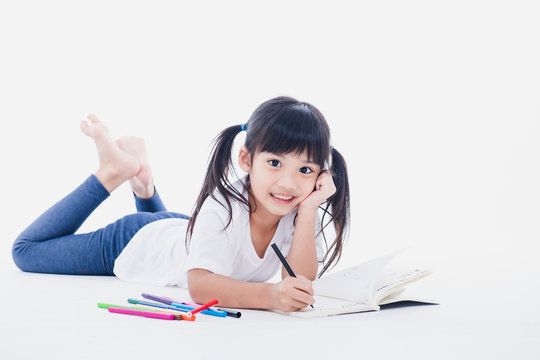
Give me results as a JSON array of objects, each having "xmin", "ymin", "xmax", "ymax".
[
  {"xmin": 374, "ymin": 268, "xmax": 431, "ymax": 303},
  {"xmin": 287, "ymin": 295, "xmax": 378, "ymax": 318}
]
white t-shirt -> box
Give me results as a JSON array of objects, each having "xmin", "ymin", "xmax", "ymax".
[{"xmin": 113, "ymin": 177, "xmax": 327, "ymax": 288}]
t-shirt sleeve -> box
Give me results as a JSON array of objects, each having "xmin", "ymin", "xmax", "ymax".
[{"xmin": 185, "ymin": 203, "xmax": 234, "ymax": 277}]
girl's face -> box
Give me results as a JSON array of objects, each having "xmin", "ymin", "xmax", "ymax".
[{"xmin": 238, "ymin": 147, "xmax": 321, "ymax": 218}]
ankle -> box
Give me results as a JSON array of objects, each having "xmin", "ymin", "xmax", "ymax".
[
  {"xmin": 133, "ymin": 186, "xmax": 155, "ymax": 200},
  {"xmin": 131, "ymin": 180, "xmax": 155, "ymax": 199},
  {"xmin": 95, "ymin": 168, "xmax": 130, "ymax": 193}
]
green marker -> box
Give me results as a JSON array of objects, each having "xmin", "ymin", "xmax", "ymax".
[{"xmin": 97, "ymin": 303, "xmax": 162, "ymax": 312}]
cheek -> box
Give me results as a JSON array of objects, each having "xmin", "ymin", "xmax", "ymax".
[
  {"xmin": 299, "ymin": 180, "xmax": 317, "ymax": 198},
  {"xmin": 251, "ymin": 174, "xmax": 269, "ymax": 194}
]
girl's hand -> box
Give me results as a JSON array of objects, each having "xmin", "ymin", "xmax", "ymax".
[
  {"xmin": 269, "ymin": 275, "xmax": 315, "ymax": 312},
  {"xmin": 299, "ymin": 170, "xmax": 336, "ymax": 212}
]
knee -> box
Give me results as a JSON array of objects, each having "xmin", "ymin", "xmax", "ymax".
[{"xmin": 11, "ymin": 235, "xmax": 31, "ymax": 272}]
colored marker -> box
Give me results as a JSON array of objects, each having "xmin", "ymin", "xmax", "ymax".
[
  {"xmin": 108, "ymin": 307, "xmax": 175, "ymax": 320},
  {"xmin": 170, "ymin": 303, "xmax": 226, "ymax": 317},
  {"xmin": 183, "ymin": 302, "xmax": 241, "ymax": 318},
  {"xmin": 141, "ymin": 293, "xmax": 193, "ymax": 310},
  {"xmin": 190, "ymin": 299, "xmax": 219, "ymax": 315},
  {"xmin": 217, "ymin": 308, "xmax": 242, "ymax": 318},
  {"xmin": 98, "ymin": 303, "xmax": 196, "ymax": 321},
  {"xmin": 163, "ymin": 297, "xmax": 228, "ymax": 317},
  {"xmin": 271, "ymin": 243, "xmax": 314, "ymax": 308},
  {"xmin": 135, "ymin": 304, "xmax": 195, "ymax": 321},
  {"xmin": 98, "ymin": 303, "xmax": 143, "ymax": 310},
  {"xmin": 141, "ymin": 294, "xmax": 226, "ymax": 317},
  {"xmin": 141, "ymin": 293, "xmax": 177, "ymax": 306},
  {"xmin": 128, "ymin": 298, "xmax": 191, "ymax": 313},
  {"xmin": 97, "ymin": 302, "xmax": 179, "ymax": 314}
]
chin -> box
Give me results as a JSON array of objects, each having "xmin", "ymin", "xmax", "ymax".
[{"xmin": 267, "ymin": 203, "xmax": 298, "ymax": 217}]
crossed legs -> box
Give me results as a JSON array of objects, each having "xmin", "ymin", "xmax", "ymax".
[{"xmin": 12, "ymin": 115, "xmax": 187, "ymax": 275}]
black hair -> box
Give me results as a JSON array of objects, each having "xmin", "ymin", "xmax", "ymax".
[{"xmin": 186, "ymin": 96, "xmax": 350, "ymax": 277}]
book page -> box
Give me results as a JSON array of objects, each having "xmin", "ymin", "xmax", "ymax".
[
  {"xmin": 373, "ymin": 268, "xmax": 431, "ymax": 303},
  {"xmin": 313, "ymin": 249, "xmax": 405, "ymax": 304},
  {"xmin": 284, "ymin": 295, "xmax": 379, "ymax": 318}
]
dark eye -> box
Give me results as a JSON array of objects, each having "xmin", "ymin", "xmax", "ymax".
[
  {"xmin": 268, "ymin": 159, "xmax": 281, "ymax": 167},
  {"xmin": 300, "ymin": 167, "xmax": 313, "ymax": 174}
]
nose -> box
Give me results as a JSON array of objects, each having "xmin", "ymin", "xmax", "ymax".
[{"xmin": 276, "ymin": 170, "xmax": 298, "ymax": 193}]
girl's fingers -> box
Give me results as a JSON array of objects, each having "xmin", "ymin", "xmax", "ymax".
[
  {"xmin": 289, "ymin": 277, "xmax": 315, "ymax": 306},
  {"xmin": 273, "ymin": 276, "xmax": 315, "ymax": 312},
  {"xmin": 287, "ymin": 298, "xmax": 312, "ymax": 311},
  {"xmin": 292, "ymin": 292, "xmax": 314, "ymax": 307},
  {"xmin": 283, "ymin": 288, "xmax": 313, "ymax": 311},
  {"xmin": 314, "ymin": 172, "xmax": 336, "ymax": 199},
  {"xmin": 295, "ymin": 275, "xmax": 315, "ymax": 295}
]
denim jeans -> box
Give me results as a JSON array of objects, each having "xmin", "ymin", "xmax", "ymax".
[{"xmin": 12, "ymin": 174, "xmax": 188, "ymax": 275}]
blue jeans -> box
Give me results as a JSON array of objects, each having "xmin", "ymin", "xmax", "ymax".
[{"xmin": 12, "ymin": 175, "xmax": 188, "ymax": 275}]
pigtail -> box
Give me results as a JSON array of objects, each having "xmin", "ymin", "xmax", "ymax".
[
  {"xmin": 318, "ymin": 147, "xmax": 350, "ymax": 277},
  {"xmin": 185, "ymin": 124, "xmax": 248, "ymax": 251}
]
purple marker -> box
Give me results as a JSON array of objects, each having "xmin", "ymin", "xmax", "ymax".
[{"xmin": 141, "ymin": 293, "xmax": 175, "ymax": 306}]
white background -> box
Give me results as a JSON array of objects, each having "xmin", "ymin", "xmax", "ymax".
[{"xmin": 1, "ymin": 0, "xmax": 539, "ymax": 298}]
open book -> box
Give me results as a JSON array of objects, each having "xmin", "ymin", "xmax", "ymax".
[{"xmin": 276, "ymin": 249, "xmax": 438, "ymax": 318}]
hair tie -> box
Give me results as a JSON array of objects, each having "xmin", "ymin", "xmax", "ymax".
[{"xmin": 241, "ymin": 123, "xmax": 246, "ymax": 132}]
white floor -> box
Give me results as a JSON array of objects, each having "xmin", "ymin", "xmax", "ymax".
[
  {"xmin": 1, "ymin": 267, "xmax": 538, "ymax": 360},
  {"xmin": 1, "ymin": 2, "xmax": 539, "ymax": 359}
]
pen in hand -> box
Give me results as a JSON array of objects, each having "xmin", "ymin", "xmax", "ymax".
[{"xmin": 271, "ymin": 243, "xmax": 315, "ymax": 309}]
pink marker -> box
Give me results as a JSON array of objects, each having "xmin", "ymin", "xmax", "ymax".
[
  {"xmin": 108, "ymin": 306, "xmax": 175, "ymax": 320},
  {"xmin": 182, "ymin": 302, "xmax": 203, "ymax": 307}
]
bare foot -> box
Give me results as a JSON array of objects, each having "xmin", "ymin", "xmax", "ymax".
[
  {"xmin": 81, "ymin": 114, "xmax": 140, "ymax": 193},
  {"xmin": 115, "ymin": 136, "xmax": 155, "ymax": 199}
]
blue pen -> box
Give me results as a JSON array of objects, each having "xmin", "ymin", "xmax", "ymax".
[{"xmin": 141, "ymin": 293, "xmax": 227, "ymax": 317}]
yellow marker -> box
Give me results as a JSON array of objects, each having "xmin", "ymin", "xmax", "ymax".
[{"xmin": 135, "ymin": 304, "xmax": 196, "ymax": 321}]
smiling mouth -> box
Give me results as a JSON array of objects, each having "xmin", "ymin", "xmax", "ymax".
[{"xmin": 271, "ymin": 193, "xmax": 295, "ymax": 203}]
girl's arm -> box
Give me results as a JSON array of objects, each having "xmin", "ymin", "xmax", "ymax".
[
  {"xmin": 188, "ymin": 268, "xmax": 314, "ymax": 312},
  {"xmin": 285, "ymin": 170, "xmax": 337, "ymax": 280},
  {"xmin": 284, "ymin": 207, "xmax": 319, "ymax": 280}
]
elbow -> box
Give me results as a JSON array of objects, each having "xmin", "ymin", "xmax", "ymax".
[
  {"xmin": 187, "ymin": 269, "xmax": 214, "ymax": 304},
  {"xmin": 188, "ymin": 284, "xmax": 206, "ymax": 305}
]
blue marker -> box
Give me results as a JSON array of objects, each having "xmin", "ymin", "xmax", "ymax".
[{"xmin": 172, "ymin": 303, "xmax": 227, "ymax": 317}]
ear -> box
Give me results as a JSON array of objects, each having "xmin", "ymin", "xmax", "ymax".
[{"xmin": 238, "ymin": 146, "xmax": 251, "ymax": 173}]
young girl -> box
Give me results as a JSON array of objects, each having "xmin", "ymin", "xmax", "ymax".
[{"xmin": 12, "ymin": 96, "xmax": 350, "ymax": 313}]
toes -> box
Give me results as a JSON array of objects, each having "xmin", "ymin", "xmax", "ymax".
[
  {"xmin": 87, "ymin": 114, "xmax": 99, "ymax": 123},
  {"xmin": 80, "ymin": 120, "xmax": 90, "ymax": 135},
  {"xmin": 81, "ymin": 114, "xmax": 101, "ymax": 136}
]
